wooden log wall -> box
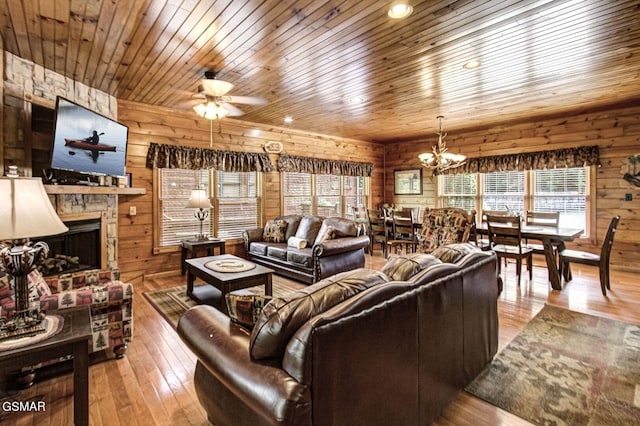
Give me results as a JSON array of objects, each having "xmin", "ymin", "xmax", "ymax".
[
  {"xmin": 385, "ymin": 103, "xmax": 640, "ymax": 272},
  {"xmin": 117, "ymin": 100, "xmax": 384, "ymax": 277}
]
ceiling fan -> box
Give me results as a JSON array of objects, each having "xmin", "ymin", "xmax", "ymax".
[{"xmin": 192, "ymin": 71, "xmax": 267, "ymax": 120}]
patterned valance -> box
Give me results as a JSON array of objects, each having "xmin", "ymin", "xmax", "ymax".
[
  {"xmin": 145, "ymin": 142, "xmax": 274, "ymax": 172},
  {"xmin": 277, "ymin": 154, "xmax": 374, "ymax": 177},
  {"xmin": 442, "ymin": 145, "xmax": 600, "ymax": 175}
]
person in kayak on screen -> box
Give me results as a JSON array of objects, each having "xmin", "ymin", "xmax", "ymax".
[{"xmin": 84, "ymin": 130, "xmax": 100, "ymax": 145}]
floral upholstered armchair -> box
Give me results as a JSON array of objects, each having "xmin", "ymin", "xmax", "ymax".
[
  {"xmin": 417, "ymin": 207, "xmax": 473, "ymax": 253},
  {"xmin": 0, "ymin": 267, "xmax": 133, "ymax": 358}
]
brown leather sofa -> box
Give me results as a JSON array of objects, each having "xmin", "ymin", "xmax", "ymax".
[
  {"xmin": 243, "ymin": 215, "xmax": 371, "ymax": 284},
  {"xmin": 178, "ymin": 245, "xmax": 500, "ymax": 425}
]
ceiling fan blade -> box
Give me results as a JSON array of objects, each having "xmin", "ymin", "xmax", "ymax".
[
  {"xmin": 220, "ymin": 102, "xmax": 245, "ymax": 117},
  {"xmin": 221, "ymin": 95, "xmax": 268, "ymax": 105}
]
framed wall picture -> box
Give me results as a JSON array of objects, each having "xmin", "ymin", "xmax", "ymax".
[{"xmin": 394, "ymin": 168, "xmax": 422, "ymax": 195}]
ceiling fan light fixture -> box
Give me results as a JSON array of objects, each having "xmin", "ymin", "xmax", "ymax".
[
  {"xmin": 463, "ymin": 60, "xmax": 481, "ymax": 70},
  {"xmin": 201, "ymin": 78, "xmax": 234, "ymax": 96},
  {"xmin": 388, "ymin": 2, "xmax": 413, "ymax": 19},
  {"xmin": 419, "ymin": 115, "xmax": 466, "ymax": 174},
  {"xmin": 194, "ymin": 101, "xmax": 228, "ymax": 120}
]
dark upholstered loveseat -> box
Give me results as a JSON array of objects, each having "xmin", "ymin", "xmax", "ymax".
[
  {"xmin": 243, "ymin": 215, "xmax": 371, "ymax": 284},
  {"xmin": 178, "ymin": 244, "xmax": 500, "ymax": 425}
]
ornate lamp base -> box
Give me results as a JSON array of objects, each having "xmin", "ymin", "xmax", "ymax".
[
  {"xmin": 0, "ymin": 321, "xmax": 46, "ymax": 342},
  {"xmin": 0, "ymin": 240, "xmax": 49, "ymax": 341}
]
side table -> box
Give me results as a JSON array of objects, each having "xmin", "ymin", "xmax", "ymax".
[
  {"xmin": 0, "ymin": 306, "xmax": 91, "ymax": 426},
  {"xmin": 181, "ymin": 238, "xmax": 226, "ymax": 275}
]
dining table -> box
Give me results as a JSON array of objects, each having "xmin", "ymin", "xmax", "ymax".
[{"xmin": 475, "ymin": 223, "xmax": 583, "ymax": 290}]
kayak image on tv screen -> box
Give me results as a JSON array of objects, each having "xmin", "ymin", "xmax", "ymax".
[{"xmin": 50, "ymin": 97, "xmax": 128, "ymax": 177}]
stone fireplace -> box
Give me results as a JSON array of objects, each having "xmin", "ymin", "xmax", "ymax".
[
  {"xmin": 38, "ymin": 215, "xmax": 106, "ymax": 275},
  {"xmin": 43, "ymin": 192, "xmax": 117, "ymax": 273}
]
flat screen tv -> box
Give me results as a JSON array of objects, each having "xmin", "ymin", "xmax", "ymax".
[{"xmin": 50, "ymin": 97, "xmax": 128, "ymax": 178}]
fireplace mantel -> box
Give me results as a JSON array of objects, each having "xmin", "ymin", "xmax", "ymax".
[{"xmin": 45, "ymin": 185, "xmax": 146, "ymax": 195}]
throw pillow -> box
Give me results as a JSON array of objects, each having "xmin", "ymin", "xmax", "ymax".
[
  {"xmin": 0, "ymin": 274, "xmax": 13, "ymax": 317},
  {"xmin": 431, "ymin": 243, "xmax": 478, "ymax": 263},
  {"xmin": 287, "ymin": 236, "xmax": 307, "ymax": 249},
  {"xmin": 28, "ymin": 270, "xmax": 52, "ymax": 297},
  {"xmin": 316, "ymin": 225, "xmax": 336, "ymax": 244},
  {"xmin": 262, "ymin": 219, "xmax": 288, "ymax": 243},
  {"xmin": 249, "ymin": 268, "xmax": 390, "ymax": 360},
  {"xmin": 226, "ymin": 294, "xmax": 273, "ymax": 329},
  {"xmin": 382, "ymin": 253, "xmax": 443, "ymax": 281}
]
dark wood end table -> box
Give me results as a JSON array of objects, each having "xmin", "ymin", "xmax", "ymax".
[
  {"xmin": 0, "ymin": 306, "xmax": 91, "ymax": 426},
  {"xmin": 186, "ymin": 254, "xmax": 273, "ymax": 314},
  {"xmin": 181, "ymin": 238, "xmax": 226, "ymax": 274}
]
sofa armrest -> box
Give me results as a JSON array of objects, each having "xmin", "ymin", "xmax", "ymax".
[
  {"xmin": 177, "ymin": 305, "xmax": 310, "ymax": 421},
  {"xmin": 313, "ymin": 235, "xmax": 370, "ymax": 257},
  {"xmin": 242, "ymin": 228, "xmax": 265, "ymax": 250}
]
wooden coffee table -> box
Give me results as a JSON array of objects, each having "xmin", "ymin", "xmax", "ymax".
[
  {"xmin": 180, "ymin": 238, "xmax": 226, "ymax": 275},
  {"xmin": 185, "ymin": 254, "xmax": 273, "ymax": 314}
]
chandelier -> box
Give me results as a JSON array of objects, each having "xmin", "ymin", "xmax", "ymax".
[{"xmin": 418, "ymin": 115, "xmax": 466, "ymax": 174}]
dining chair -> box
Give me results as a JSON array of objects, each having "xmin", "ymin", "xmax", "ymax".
[
  {"xmin": 486, "ymin": 214, "xmax": 533, "ymax": 286},
  {"xmin": 525, "ymin": 211, "xmax": 560, "ymax": 256},
  {"xmin": 387, "ymin": 209, "xmax": 418, "ymax": 256},
  {"xmin": 353, "ymin": 206, "xmax": 369, "ymax": 237},
  {"xmin": 467, "ymin": 210, "xmax": 491, "ymax": 251},
  {"xmin": 478, "ymin": 210, "xmax": 510, "ymax": 253},
  {"xmin": 367, "ymin": 208, "xmax": 388, "ymax": 257},
  {"xmin": 481, "ymin": 209, "xmax": 510, "ymax": 222},
  {"xmin": 559, "ymin": 215, "xmax": 620, "ymax": 296}
]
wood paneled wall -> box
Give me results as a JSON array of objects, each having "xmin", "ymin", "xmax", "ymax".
[
  {"xmin": 116, "ymin": 100, "xmax": 384, "ymax": 276},
  {"xmin": 385, "ymin": 103, "xmax": 640, "ymax": 272}
]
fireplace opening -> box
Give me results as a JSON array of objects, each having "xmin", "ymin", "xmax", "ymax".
[{"xmin": 37, "ymin": 219, "xmax": 102, "ymax": 276}]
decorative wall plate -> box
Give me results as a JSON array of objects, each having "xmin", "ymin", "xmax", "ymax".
[{"xmin": 264, "ymin": 141, "xmax": 283, "ymax": 154}]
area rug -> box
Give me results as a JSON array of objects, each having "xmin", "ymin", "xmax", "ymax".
[
  {"xmin": 465, "ymin": 304, "xmax": 640, "ymax": 425},
  {"xmin": 144, "ymin": 283, "xmax": 292, "ymax": 328}
]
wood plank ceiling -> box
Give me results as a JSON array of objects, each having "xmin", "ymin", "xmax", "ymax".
[{"xmin": 1, "ymin": 0, "xmax": 640, "ymax": 143}]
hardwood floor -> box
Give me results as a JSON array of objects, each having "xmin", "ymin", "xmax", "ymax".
[{"xmin": 2, "ymin": 253, "xmax": 639, "ymax": 425}]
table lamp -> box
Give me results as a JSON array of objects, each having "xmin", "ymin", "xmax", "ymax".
[
  {"xmin": 0, "ymin": 167, "xmax": 68, "ymax": 340},
  {"xmin": 186, "ymin": 189, "xmax": 213, "ymax": 241}
]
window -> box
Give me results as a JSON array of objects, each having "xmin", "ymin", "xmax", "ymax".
[
  {"xmin": 282, "ymin": 172, "xmax": 369, "ymax": 217},
  {"xmin": 156, "ymin": 169, "xmax": 261, "ymax": 248},
  {"xmin": 438, "ymin": 167, "xmax": 590, "ymax": 235},
  {"xmin": 282, "ymin": 172, "xmax": 312, "ymax": 215},
  {"xmin": 440, "ymin": 173, "xmax": 476, "ymax": 211},
  {"xmin": 483, "ymin": 171, "xmax": 525, "ymax": 215},
  {"xmin": 215, "ymin": 171, "xmax": 260, "ymax": 240},
  {"xmin": 532, "ymin": 168, "xmax": 587, "ymax": 229},
  {"xmin": 343, "ymin": 176, "xmax": 369, "ymax": 219}
]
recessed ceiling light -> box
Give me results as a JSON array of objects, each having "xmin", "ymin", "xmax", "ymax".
[
  {"xmin": 349, "ymin": 96, "xmax": 365, "ymax": 104},
  {"xmin": 463, "ymin": 60, "xmax": 481, "ymax": 70},
  {"xmin": 283, "ymin": 116, "xmax": 293, "ymax": 124},
  {"xmin": 388, "ymin": 2, "xmax": 413, "ymax": 19}
]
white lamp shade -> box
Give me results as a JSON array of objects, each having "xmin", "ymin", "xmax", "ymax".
[
  {"xmin": 0, "ymin": 177, "xmax": 68, "ymax": 240},
  {"xmin": 193, "ymin": 101, "xmax": 228, "ymax": 120},
  {"xmin": 185, "ymin": 189, "xmax": 213, "ymax": 209},
  {"xmin": 201, "ymin": 79, "xmax": 234, "ymax": 96}
]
